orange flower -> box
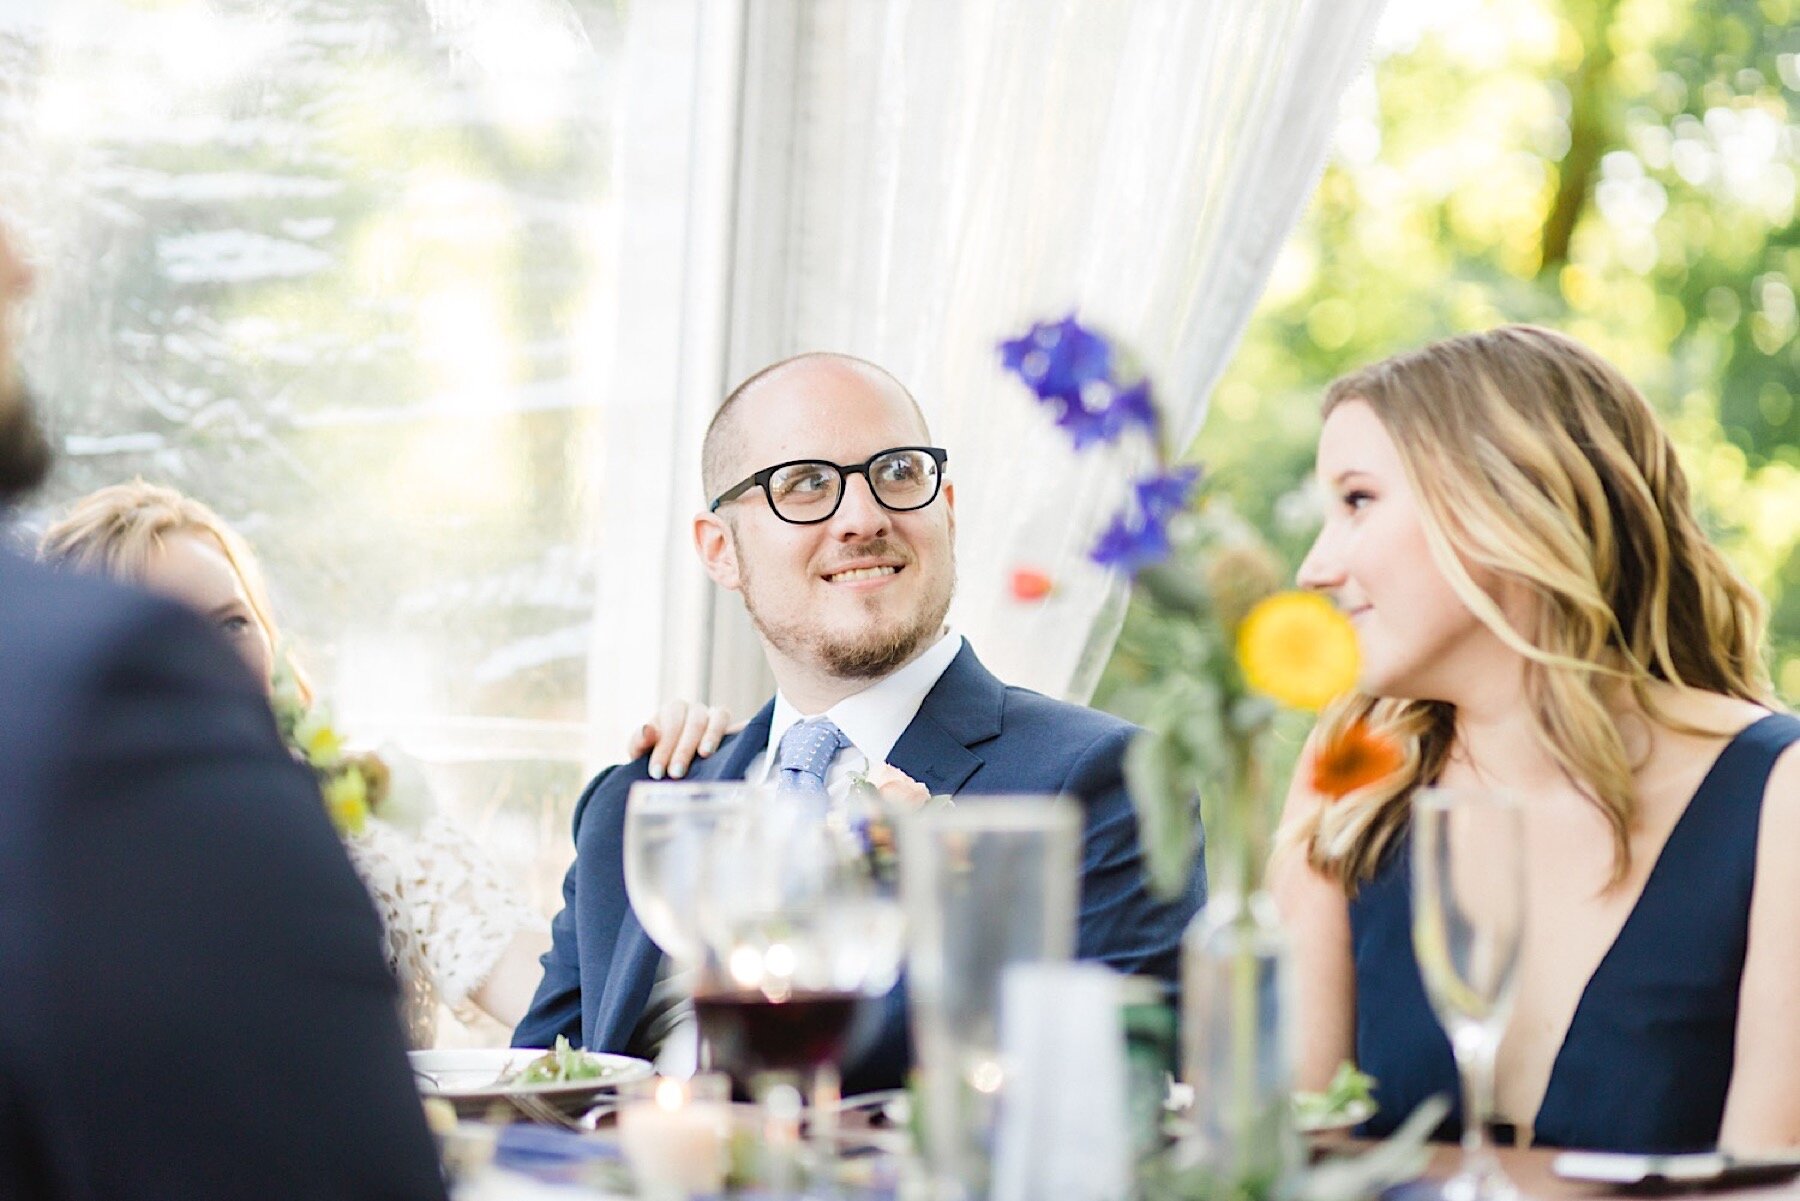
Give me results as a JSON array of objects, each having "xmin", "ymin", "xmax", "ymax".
[
  {"xmin": 1009, "ymin": 566, "xmax": 1055, "ymax": 602},
  {"xmin": 1310, "ymin": 720, "xmax": 1403, "ymax": 801}
]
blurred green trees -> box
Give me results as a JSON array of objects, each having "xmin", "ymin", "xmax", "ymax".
[{"xmin": 1168, "ymin": 0, "xmax": 1800, "ymax": 705}]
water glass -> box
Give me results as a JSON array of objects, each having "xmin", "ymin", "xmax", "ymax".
[{"xmin": 900, "ymin": 796, "xmax": 1081, "ymax": 1201}]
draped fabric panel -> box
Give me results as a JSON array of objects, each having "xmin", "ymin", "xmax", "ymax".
[{"xmin": 713, "ymin": 0, "xmax": 1388, "ymax": 705}]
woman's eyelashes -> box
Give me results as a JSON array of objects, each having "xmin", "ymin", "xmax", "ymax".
[{"xmin": 1339, "ymin": 487, "xmax": 1374, "ymax": 514}]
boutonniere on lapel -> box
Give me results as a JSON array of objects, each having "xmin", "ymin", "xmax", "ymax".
[{"xmin": 842, "ymin": 762, "xmax": 953, "ymax": 885}]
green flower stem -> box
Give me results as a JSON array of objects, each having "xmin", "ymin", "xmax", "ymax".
[
  {"xmin": 1229, "ymin": 913, "xmax": 1259, "ymax": 1162},
  {"xmin": 1215, "ymin": 738, "xmax": 1288, "ymax": 1187},
  {"xmin": 1212, "ymin": 734, "xmax": 1270, "ymax": 899}
]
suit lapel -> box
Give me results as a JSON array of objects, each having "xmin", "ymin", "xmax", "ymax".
[
  {"xmin": 886, "ymin": 641, "xmax": 1003, "ymax": 795},
  {"xmin": 707, "ymin": 703, "xmax": 775, "ymax": 782},
  {"xmin": 588, "ymin": 703, "xmax": 777, "ymax": 1050}
]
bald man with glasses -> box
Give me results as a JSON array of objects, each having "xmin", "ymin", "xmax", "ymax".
[{"xmin": 516, "ymin": 352, "xmax": 1206, "ymax": 1092}]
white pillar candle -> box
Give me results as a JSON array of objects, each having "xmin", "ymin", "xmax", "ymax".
[{"xmin": 618, "ymin": 1076, "xmax": 731, "ymax": 1198}]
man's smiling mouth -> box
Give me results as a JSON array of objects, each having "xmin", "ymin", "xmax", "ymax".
[{"xmin": 824, "ymin": 565, "xmax": 902, "ymax": 584}]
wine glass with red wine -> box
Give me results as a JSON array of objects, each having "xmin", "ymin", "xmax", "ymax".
[{"xmin": 693, "ymin": 786, "xmax": 906, "ymax": 1174}]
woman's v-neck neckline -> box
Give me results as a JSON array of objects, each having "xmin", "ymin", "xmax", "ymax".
[{"xmin": 1515, "ymin": 712, "xmax": 1786, "ymax": 1142}]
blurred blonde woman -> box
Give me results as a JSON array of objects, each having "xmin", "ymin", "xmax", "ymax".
[
  {"xmin": 1274, "ymin": 326, "xmax": 1800, "ymax": 1153},
  {"xmin": 42, "ymin": 480, "xmax": 732, "ymax": 1045}
]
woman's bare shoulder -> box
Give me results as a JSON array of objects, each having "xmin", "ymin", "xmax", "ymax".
[
  {"xmin": 1645, "ymin": 681, "xmax": 1771, "ymax": 732},
  {"xmin": 1635, "ymin": 685, "xmax": 1776, "ymax": 763},
  {"xmin": 1621, "ymin": 687, "xmax": 1778, "ymax": 815},
  {"xmin": 1759, "ymin": 718, "xmax": 1800, "ymax": 824},
  {"xmin": 1271, "ymin": 728, "xmax": 1351, "ymax": 909}
]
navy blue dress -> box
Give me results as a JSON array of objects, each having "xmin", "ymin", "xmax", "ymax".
[{"xmin": 1350, "ymin": 713, "xmax": 1800, "ymax": 1152}]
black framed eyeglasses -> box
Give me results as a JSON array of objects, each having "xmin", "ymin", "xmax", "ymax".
[{"xmin": 709, "ymin": 446, "xmax": 949, "ymax": 525}]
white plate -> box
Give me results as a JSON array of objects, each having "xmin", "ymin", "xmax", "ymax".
[
  {"xmin": 409, "ymin": 1047, "xmax": 653, "ymax": 1118},
  {"xmin": 1295, "ymin": 1097, "xmax": 1376, "ymax": 1134},
  {"xmin": 1164, "ymin": 1083, "xmax": 1375, "ymax": 1134}
]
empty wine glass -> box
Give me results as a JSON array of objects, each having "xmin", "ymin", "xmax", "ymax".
[
  {"xmin": 1411, "ymin": 786, "xmax": 1525, "ymax": 1201},
  {"xmin": 623, "ymin": 781, "xmax": 755, "ymax": 965}
]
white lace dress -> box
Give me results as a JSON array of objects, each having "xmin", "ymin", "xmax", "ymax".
[{"xmin": 341, "ymin": 777, "xmax": 544, "ymax": 1047}]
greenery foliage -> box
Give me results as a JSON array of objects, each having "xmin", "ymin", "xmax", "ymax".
[{"xmin": 1118, "ymin": 0, "xmax": 1800, "ymax": 723}]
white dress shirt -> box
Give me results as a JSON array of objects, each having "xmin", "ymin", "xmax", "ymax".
[{"xmin": 745, "ymin": 627, "xmax": 964, "ymax": 794}]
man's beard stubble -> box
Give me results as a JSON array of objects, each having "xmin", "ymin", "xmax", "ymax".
[
  {"xmin": 0, "ymin": 380, "xmax": 52, "ymax": 505},
  {"xmin": 737, "ymin": 533, "xmax": 955, "ymax": 681}
]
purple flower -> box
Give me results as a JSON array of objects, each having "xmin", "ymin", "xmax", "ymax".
[
  {"xmin": 1052, "ymin": 393, "xmax": 1122, "ymax": 450},
  {"xmin": 1001, "ymin": 314, "xmax": 1204, "ymax": 579},
  {"xmin": 1090, "ymin": 466, "xmax": 1201, "ymax": 575},
  {"xmin": 998, "ymin": 315, "xmax": 1114, "ymax": 404},
  {"xmin": 1106, "ymin": 379, "xmax": 1159, "ymax": 438},
  {"xmin": 1090, "ymin": 510, "xmax": 1173, "ymax": 574},
  {"xmin": 1134, "ymin": 465, "xmax": 1202, "ymax": 522},
  {"xmin": 1057, "ymin": 377, "xmax": 1160, "ymax": 449},
  {"xmin": 999, "ymin": 319, "xmax": 1167, "ymax": 451}
]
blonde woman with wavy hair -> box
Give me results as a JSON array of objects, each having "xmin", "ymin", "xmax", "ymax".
[
  {"xmin": 41, "ymin": 480, "xmax": 733, "ymax": 1045},
  {"xmin": 1273, "ymin": 325, "xmax": 1800, "ymax": 1153}
]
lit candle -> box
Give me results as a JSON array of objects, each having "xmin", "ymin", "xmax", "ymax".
[{"xmin": 617, "ymin": 1075, "xmax": 731, "ymax": 1198}]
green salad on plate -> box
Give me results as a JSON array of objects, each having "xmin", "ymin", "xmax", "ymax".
[{"xmin": 507, "ymin": 1036, "xmax": 609, "ymax": 1086}]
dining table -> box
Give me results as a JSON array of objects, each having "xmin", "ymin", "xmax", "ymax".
[
  {"xmin": 1411, "ymin": 1145, "xmax": 1800, "ymax": 1201},
  {"xmin": 449, "ymin": 1121, "xmax": 1800, "ymax": 1200}
]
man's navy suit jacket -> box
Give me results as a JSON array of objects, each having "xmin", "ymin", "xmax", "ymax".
[
  {"xmin": 515, "ymin": 639, "xmax": 1207, "ymax": 1093},
  {"xmin": 0, "ymin": 549, "xmax": 445, "ymax": 1200}
]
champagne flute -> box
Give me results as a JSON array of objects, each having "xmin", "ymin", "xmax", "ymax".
[{"xmin": 1411, "ymin": 786, "xmax": 1525, "ymax": 1201}]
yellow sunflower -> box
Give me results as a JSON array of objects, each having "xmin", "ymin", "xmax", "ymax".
[{"xmin": 1236, "ymin": 591, "xmax": 1360, "ymax": 712}]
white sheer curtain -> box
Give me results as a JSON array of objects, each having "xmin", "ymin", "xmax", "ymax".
[{"xmin": 709, "ymin": 0, "xmax": 1388, "ymax": 705}]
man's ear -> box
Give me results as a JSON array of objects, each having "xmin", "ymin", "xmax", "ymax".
[
  {"xmin": 942, "ymin": 480, "xmax": 956, "ymax": 538},
  {"xmin": 694, "ymin": 510, "xmax": 741, "ymax": 590}
]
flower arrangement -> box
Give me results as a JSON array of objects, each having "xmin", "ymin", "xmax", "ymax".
[
  {"xmin": 997, "ymin": 313, "xmax": 1366, "ymax": 900},
  {"xmin": 270, "ymin": 653, "xmax": 396, "ymax": 838},
  {"xmin": 999, "ymin": 314, "xmax": 1423, "ymax": 1201}
]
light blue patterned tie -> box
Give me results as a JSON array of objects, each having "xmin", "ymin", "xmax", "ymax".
[{"xmin": 775, "ymin": 718, "xmax": 851, "ymax": 797}]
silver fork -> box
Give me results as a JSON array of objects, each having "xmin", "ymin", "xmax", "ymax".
[{"xmin": 507, "ymin": 1090, "xmax": 588, "ymax": 1131}]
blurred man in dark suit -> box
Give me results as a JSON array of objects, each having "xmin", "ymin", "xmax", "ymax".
[{"xmin": 0, "ymin": 224, "xmax": 446, "ymax": 1198}]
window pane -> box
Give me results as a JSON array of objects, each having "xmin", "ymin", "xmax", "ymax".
[
  {"xmin": 4, "ymin": 0, "xmax": 623, "ymax": 740},
  {"xmin": 0, "ymin": 2, "xmax": 631, "ymax": 1005}
]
